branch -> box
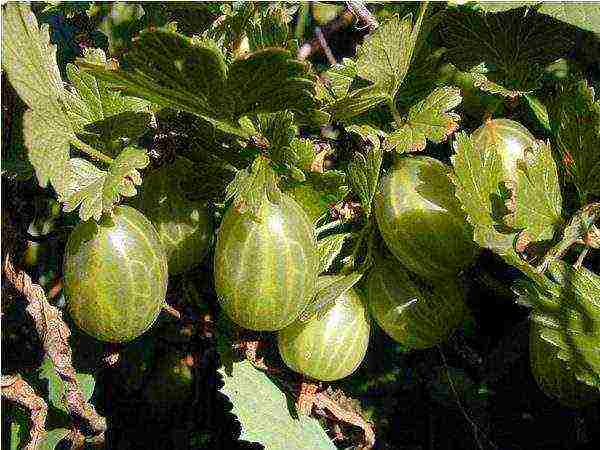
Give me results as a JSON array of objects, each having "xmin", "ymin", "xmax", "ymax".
[
  {"xmin": 3, "ymin": 254, "xmax": 107, "ymax": 441},
  {"xmin": 313, "ymin": 388, "xmax": 375, "ymax": 449},
  {"xmin": 1, "ymin": 374, "xmax": 48, "ymax": 450}
]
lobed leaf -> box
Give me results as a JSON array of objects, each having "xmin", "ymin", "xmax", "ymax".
[
  {"xmin": 519, "ymin": 262, "xmax": 600, "ymax": 388},
  {"xmin": 514, "ymin": 142, "xmax": 563, "ymax": 242},
  {"xmin": 317, "ymin": 233, "xmax": 352, "ymax": 274},
  {"xmin": 60, "ymin": 146, "xmax": 149, "ymax": 221},
  {"xmin": 548, "ymin": 79, "xmax": 600, "ymax": 200},
  {"xmin": 355, "ymin": 14, "xmax": 414, "ymax": 98},
  {"xmin": 347, "ymin": 146, "xmax": 383, "ymax": 217},
  {"xmin": 385, "ymin": 86, "xmax": 462, "ymax": 153},
  {"xmin": 439, "ymin": 7, "xmax": 575, "ymax": 96},
  {"xmin": 478, "ymin": 2, "xmax": 600, "ymax": 34},
  {"xmin": 450, "ymin": 132, "xmax": 515, "ymax": 254},
  {"xmin": 218, "ymin": 361, "xmax": 335, "ymax": 449}
]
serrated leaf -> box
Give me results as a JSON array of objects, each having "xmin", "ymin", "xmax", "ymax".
[
  {"xmin": 318, "ymin": 58, "xmax": 359, "ymax": 103},
  {"xmin": 22, "ymin": 109, "xmax": 72, "ymax": 195},
  {"xmin": 385, "ymin": 86, "xmax": 462, "ymax": 153},
  {"xmin": 1, "ymin": 3, "xmax": 67, "ymax": 123},
  {"xmin": 83, "ymin": 31, "xmax": 321, "ymax": 134},
  {"xmin": 356, "ymin": 14, "xmax": 414, "ymax": 97},
  {"xmin": 347, "ymin": 146, "xmax": 383, "ymax": 217},
  {"xmin": 478, "ymin": 2, "xmax": 600, "ymax": 34},
  {"xmin": 64, "ymin": 48, "xmax": 151, "ymax": 148},
  {"xmin": 298, "ymin": 272, "xmax": 364, "ymax": 322},
  {"xmin": 439, "ymin": 8, "xmax": 575, "ymax": 96},
  {"xmin": 226, "ymin": 49, "xmax": 318, "ymax": 123},
  {"xmin": 514, "ymin": 142, "xmax": 563, "ymax": 242},
  {"xmin": 521, "ymin": 262, "xmax": 600, "ymax": 388},
  {"xmin": 246, "ymin": 4, "xmax": 295, "ymax": 51},
  {"xmin": 327, "ymin": 85, "xmax": 389, "ymax": 123},
  {"xmin": 225, "ymin": 156, "xmax": 281, "ymax": 218},
  {"xmin": 60, "ymin": 146, "xmax": 149, "ymax": 221},
  {"xmin": 218, "ymin": 360, "xmax": 335, "ymax": 450},
  {"xmin": 317, "ymin": 233, "xmax": 351, "ymax": 274},
  {"xmin": 450, "ymin": 132, "xmax": 515, "ymax": 254},
  {"xmin": 548, "ymin": 79, "xmax": 600, "ymax": 200}
]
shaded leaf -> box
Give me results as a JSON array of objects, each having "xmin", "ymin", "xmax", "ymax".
[
  {"xmin": 439, "ymin": 8, "xmax": 574, "ymax": 96},
  {"xmin": 548, "ymin": 79, "xmax": 600, "ymax": 200},
  {"xmin": 226, "ymin": 49, "xmax": 319, "ymax": 124},
  {"xmin": 60, "ymin": 146, "xmax": 149, "ymax": 221},
  {"xmin": 347, "ymin": 146, "xmax": 383, "ymax": 217},
  {"xmin": 317, "ymin": 233, "xmax": 351, "ymax": 274},
  {"xmin": 82, "ymin": 31, "xmax": 321, "ymax": 134},
  {"xmin": 385, "ymin": 86, "xmax": 462, "ymax": 152},
  {"xmin": 318, "ymin": 58, "xmax": 359, "ymax": 103},
  {"xmin": 9, "ymin": 408, "xmax": 70, "ymax": 450},
  {"xmin": 478, "ymin": 2, "xmax": 600, "ymax": 34},
  {"xmin": 514, "ymin": 142, "xmax": 563, "ymax": 242},
  {"xmin": 218, "ymin": 360, "xmax": 335, "ymax": 449},
  {"xmin": 518, "ymin": 262, "xmax": 600, "ymax": 388},
  {"xmin": 284, "ymin": 171, "xmax": 349, "ymax": 223}
]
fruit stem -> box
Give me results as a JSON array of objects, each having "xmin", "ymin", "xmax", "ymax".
[
  {"xmin": 387, "ymin": 96, "xmax": 404, "ymax": 128},
  {"xmin": 71, "ymin": 138, "xmax": 114, "ymax": 165}
]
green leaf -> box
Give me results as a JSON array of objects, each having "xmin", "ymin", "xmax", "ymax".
[
  {"xmin": 22, "ymin": 109, "xmax": 72, "ymax": 195},
  {"xmin": 519, "ymin": 262, "xmax": 600, "ymax": 388},
  {"xmin": 439, "ymin": 8, "xmax": 575, "ymax": 96},
  {"xmin": 226, "ymin": 49, "xmax": 318, "ymax": 123},
  {"xmin": 245, "ymin": 111, "xmax": 314, "ymax": 180},
  {"xmin": 60, "ymin": 146, "xmax": 149, "ymax": 221},
  {"xmin": 1, "ymin": 3, "xmax": 67, "ymax": 124},
  {"xmin": 317, "ymin": 233, "xmax": 351, "ymax": 274},
  {"xmin": 355, "ymin": 14, "xmax": 414, "ymax": 97},
  {"xmin": 83, "ymin": 31, "xmax": 321, "ymax": 134},
  {"xmin": 65, "ymin": 48, "xmax": 151, "ymax": 147},
  {"xmin": 218, "ymin": 360, "xmax": 335, "ymax": 449},
  {"xmin": 385, "ymin": 86, "xmax": 462, "ymax": 153},
  {"xmin": 478, "ymin": 2, "xmax": 600, "ymax": 34},
  {"xmin": 246, "ymin": 4, "xmax": 295, "ymax": 51},
  {"xmin": 225, "ymin": 156, "xmax": 281, "ymax": 218},
  {"xmin": 318, "ymin": 58, "xmax": 359, "ymax": 103},
  {"xmin": 548, "ymin": 79, "xmax": 600, "ymax": 200},
  {"xmin": 513, "ymin": 142, "xmax": 563, "ymax": 242},
  {"xmin": 524, "ymin": 94, "xmax": 551, "ymax": 131},
  {"xmin": 347, "ymin": 146, "xmax": 383, "ymax": 217},
  {"xmin": 298, "ymin": 272, "xmax": 364, "ymax": 322},
  {"xmin": 327, "ymin": 85, "xmax": 389, "ymax": 123},
  {"xmin": 537, "ymin": 3, "xmax": 600, "ymax": 34},
  {"xmin": 38, "ymin": 357, "xmax": 95, "ymax": 414},
  {"xmin": 450, "ymin": 132, "xmax": 515, "ymax": 254},
  {"xmin": 9, "ymin": 408, "xmax": 70, "ymax": 450},
  {"xmin": 284, "ymin": 171, "xmax": 349, "ymax": 223}
]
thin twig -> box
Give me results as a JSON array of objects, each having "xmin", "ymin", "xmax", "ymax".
[
  {"xmin": 1, "ymin": 374, "xmax": 48, "ymax": 450},
  {"xmin": 298, "ymin": 9, "xmax": 357, "ymax": 61},
  {"xmin": 315, "ymin": 27, "xmax": 337, "ymax": 66},
  {"xmin": 3, "ymin": 254, "xmax": 107, "ymax": 441},
  {"xmin": 346, "ymin": 1, "xmax": 378, "ymax": 31}
]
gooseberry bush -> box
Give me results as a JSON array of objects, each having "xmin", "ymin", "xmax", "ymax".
[{"xmin": 2, "ymin": 2, "xmax": 600, "ymax": 449}]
